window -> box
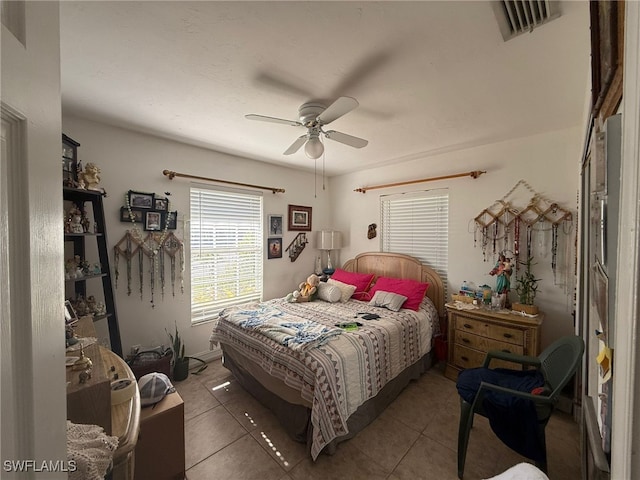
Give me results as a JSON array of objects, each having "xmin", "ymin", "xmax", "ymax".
[
  {"xmin": 380, "ymin": 189, "xmax": 449, "ymax": 291},
  {"xmin": 190, "ymin": 186, "xmax": 263, "ymax": 324}
]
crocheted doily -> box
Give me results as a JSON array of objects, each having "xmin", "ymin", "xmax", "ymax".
[{"xmin": 67, "ymin": 421, "xmax": 119, "ymax": 480}]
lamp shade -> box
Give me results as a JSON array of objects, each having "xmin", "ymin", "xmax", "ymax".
[{"xmin": 317, "ymin": 231, "xmax": 342, "ymax": 250}]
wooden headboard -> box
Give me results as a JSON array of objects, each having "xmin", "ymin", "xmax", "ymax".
[{"xmin": 342, "ymin": 251, "xmax": 445, "ymax": 319}]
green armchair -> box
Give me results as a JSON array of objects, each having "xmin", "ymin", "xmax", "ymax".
[{"xmin": 456, "ymin": 335, "xmax": 585, "ymax": 479}]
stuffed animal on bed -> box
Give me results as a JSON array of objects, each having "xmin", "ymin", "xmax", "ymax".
[{"xmin": 286, "ymin": 274, "xmax": 320, "ymax": 302}]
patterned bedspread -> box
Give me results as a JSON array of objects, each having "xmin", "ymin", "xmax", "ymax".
[{"xmin": 210, "ymin": 296, "xmax": 438, "ymax": 460}]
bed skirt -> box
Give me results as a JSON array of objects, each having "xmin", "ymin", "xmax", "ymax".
[{"xmin": 220, "ymin": 343, "xmax": 434, "ymax": 457}]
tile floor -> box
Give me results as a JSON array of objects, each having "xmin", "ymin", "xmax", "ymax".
[{"xmin": 174, "ymin": 359, "xmax": 581, "ymax": 480}]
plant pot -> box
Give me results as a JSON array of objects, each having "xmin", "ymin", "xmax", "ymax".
[
  {"xmin": 511, "ymin": 302, "xmax": 539, "ymax": 315},
  {"xmin": 173, "ymin": 358, "xmax": 189, "ymax": 382}
]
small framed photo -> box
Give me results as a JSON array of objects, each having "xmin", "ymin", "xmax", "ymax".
[
  {"xmin": 145, "ymin": 211, "xmax": 162, "ymax": 231},
  {"xmin": 120, "ymin": 207, "xmax": 144, "ymax": 223},
  {"xmin": 164, "ymin": 211, "xmax": 177, "ymax": 230},
  {"xmin": 154, "ymin": 197, "xmax": 168, "ymax": 211},
  {"xmin": 128, "ymin": 190, "xmax": 154, "ymax": 209},
  {"xmin": 64, "ymin": 300, "xmax": 78, "ymax": 326},
  {"xmin": 288, "ymin": 205, "xmax": 312, "ymax": 232},
  {"xmin": 267, "ymin": 214, "xmax": 283, "ymax": 236},
  {"xmin": 268, "ymin": 237, "xmax": 282, "ymax": 259}
]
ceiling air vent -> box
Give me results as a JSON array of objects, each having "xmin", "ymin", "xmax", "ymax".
[{"xmin": 492, "ymin": 0, "xmax": 561, "ymax": 41}]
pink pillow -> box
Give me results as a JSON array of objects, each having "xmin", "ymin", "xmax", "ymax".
[
  {"xmin": 367, "ymin": 276, "xmax": 430, "ymax": 311},
  {"xmin": 330, "ymin": 269, "xmax": 375, "ymax": 301}
]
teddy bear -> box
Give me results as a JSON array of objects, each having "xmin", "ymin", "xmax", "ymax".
[{"xmin": 286, "ymin": 274, "xmax": 320, "ymax": 302}]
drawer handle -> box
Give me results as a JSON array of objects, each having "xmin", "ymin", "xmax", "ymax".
[
  {"xmin": 463, "ymin": 323, "xmax": 473, "ymax": 329},
  {"xmin": 461, "ymin": 356, "xmax": 469, "ymax": 362},
  {"xmin": 462, "ymin": 338, "xmax": 470, "ymax": 343},
  {"xmin": 502, "ymin": 349, "xmax": 512, "ymax": 353},
  {"xmin": 503, "ymin": 333, "xmax": 513, "ymax": 339}
]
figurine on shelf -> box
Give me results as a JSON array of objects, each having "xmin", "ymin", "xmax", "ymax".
[
  {"xmin": 66, "ymin": 206, "xmax": 85, "ymax": 234},
  {"xmin": 86, "ymin": 295, "xmax": 97, "ymax": 315},
  {"xmin": 489, "ymin": 252, "xmax": 512, "ymax": 308},
  {"xmin": 77, "ymin": 162, "xmax": 101, "ymax": 191},
  {"xmin": 70, "ymin": 295, "xmax": 90, "ymax": 317},
  {"xmin": 489, "ymin": 253, "xmax": 512, "ymax": 294}
]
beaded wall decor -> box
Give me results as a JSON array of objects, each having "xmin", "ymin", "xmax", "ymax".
[
  {"xmin": 114, "ymin": 231, "xmax": 184, "ymax": 306},
  {"xmin": 114, "ymin": 191, "xmax": 184, "ymax": 307},
  {"xmin": 472, "ymin": 180, "xmax": 573, "ymax": 283}
]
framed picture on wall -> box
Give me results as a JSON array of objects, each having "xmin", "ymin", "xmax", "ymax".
[
  {"xmin": 268, "ymin": 214, "xmax": 283, "ymax": 236},
  {"xmin": 120, "ymin": 207, "xmax": 144, "ymax": 223},
  {"xmin": 164, "ymin": 211, "xmax": 178, "ymax": 230},
  {"xmin": 590, "ymin": 1, "xmax": 624, "ymax": 120},
  {"xmin": 267, "ymin": 237, "xmax": 282, "ymax": 259},
  {"xmin": 154, "ymin": 197, "xmax": 169, "ymax": 211},
  {"xmin": 128, "ymin": 190, "xmax": 154, "ymax": 209},
  {"xmin": 288, "ymin": 205, "xmax": 312, "ymax": 232},
  {"xmin": 145, "ymin": 211, "xmax": 162, "ymax": 231}
]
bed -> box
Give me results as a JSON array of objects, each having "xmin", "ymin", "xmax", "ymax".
[{"xmin": 209, "ymin": 251, "xmax": 445, "ymax": 460}]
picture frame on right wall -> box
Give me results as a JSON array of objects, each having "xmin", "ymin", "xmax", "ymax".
[{"xmin": 287, "ymin": 205, "xmax": 312, "ymax": 232}]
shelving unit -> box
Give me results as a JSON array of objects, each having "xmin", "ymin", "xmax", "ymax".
[{"xmin": 64, "ymin": 186, "xmax": 123, "ymax": 356}]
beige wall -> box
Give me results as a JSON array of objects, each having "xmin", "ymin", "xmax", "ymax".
[
  {"xmin": 63, "ymin": 114, "xmax": 583, "ymax": 354},
  {"xmin": 331, "ymin": 126, "xmax": 583, "ymax": 348},
  {"xmin": 62, "ymin": 115, "xmax": 332, "ymax": 357}
]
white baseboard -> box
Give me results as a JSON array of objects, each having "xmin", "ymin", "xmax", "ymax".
[{"xmin": 189, "ymin": 347, "xmax": 222, "ymax": 366}]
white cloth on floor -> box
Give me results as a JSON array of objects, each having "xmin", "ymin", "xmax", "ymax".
[{"xmin": 484, "ymin": 462, "xmax": 550, "ymax": 480}]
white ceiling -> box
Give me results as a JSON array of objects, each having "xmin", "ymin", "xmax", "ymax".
[{"xmin": 60, "ymin": 1, "xmax": 590, "ymax": 177}]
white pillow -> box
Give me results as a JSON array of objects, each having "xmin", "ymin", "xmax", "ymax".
[
  {"xmin": 369, "ymin": 290, "xmax": 408, "ymax": 312},
  {"xmin": 326, "ymin": 278, "xmax": 357, "ymax": 302},
  {"xmin": 316, "ymin": 282, "xmax": 342, "ymax": 303}
]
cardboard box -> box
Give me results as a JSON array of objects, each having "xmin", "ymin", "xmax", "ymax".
[{"xmin": 135, "ymin": 392, "xmax": 185, "ymax": 480}]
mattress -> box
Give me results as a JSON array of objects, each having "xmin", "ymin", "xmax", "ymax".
[{"xmin": 210, "ymin": 296, "xmax": 439, "ymax": 459}]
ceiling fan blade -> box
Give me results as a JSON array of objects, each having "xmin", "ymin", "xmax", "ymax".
[
  {"xmin": 324, "ymin": 130, "xmax": 368, "ymax": 149},
  {"xmin": 254, "ymin": 72, "xmax": 315, "ymax": 99},
  {"xmin": 317, "ymin": 97, "xmax": 359, "ymax": 125},
  {"xmin": 283, "ymin": 135, "xmax": 307, "ymax": 155},
  {"xmin": 245, "ymin": 114, "xmax": 302, "ymax": 127}
]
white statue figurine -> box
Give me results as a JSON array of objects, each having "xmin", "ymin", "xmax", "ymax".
[{"xmin": 78, "ymin": 162, "xmax": 102, "ymax": 191}]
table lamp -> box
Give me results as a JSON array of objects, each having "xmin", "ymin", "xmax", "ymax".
[{"xmin": 317, "ymin": 231, "xmax": 342, "ymax": 275}]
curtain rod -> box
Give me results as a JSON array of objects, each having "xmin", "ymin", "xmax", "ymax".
[
  {"xmin": 354, "ymin": 170, "xmax": 486, "ymax": 193},
  {"xmin": 163, "ymin": 169, "xmax": 285, "ymax": 194}
]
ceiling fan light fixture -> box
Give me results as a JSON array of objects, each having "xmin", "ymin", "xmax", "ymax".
[{"xmin": 305, "ymin": 136, "xmax": 324, "ymax": 159}]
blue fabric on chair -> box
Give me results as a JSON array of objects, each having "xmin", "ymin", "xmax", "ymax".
[{"xmin": 457, "ymin": 367, "xmax": 546, "ymax": 462}]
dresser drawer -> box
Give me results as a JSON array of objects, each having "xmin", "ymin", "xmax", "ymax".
[
  {"xmin": 455, "ymin": 316, "xmax": 523, "ymax": 345},
  {"xmin": 486, "ymin": 323, "xmax": 523, "ymax": 345},
  {"xmin": 454, "ymin": 317, "xmax": 489, "ymax": 337},
  {"xmin": 454, "ymin": 330, "xmax": 524, "ymax": 355},
  {"xmin": 453, "ymin": 345, "xmax": 486, "ymax": 370},
  {"xmin": 453, "ymin": 344, "xmax": 525, "ymax": 371}
]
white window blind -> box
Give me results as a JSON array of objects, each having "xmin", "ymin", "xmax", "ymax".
[
  {"xmin": 190, "ymin": 186, "xmax": 263, "ymax": 324},
  {"xmin": 380, "ymin": 190, "xmax": 449, "ymax": 290}
]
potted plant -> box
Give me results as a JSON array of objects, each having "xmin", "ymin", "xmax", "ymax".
[
  {"xmin": 167, "ymin": 323, "xmax": 189, "ymax": 381},
  {"xmin": 512, "ymin": 256, "xmax": 540, "ymax": 315}
]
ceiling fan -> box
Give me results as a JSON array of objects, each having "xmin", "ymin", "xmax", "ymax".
[{"xmin": 245, "ymin": 96, "xmax": 368, "ymax": 159}]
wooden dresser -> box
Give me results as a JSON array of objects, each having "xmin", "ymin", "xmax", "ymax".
[{"xmin": 444, "ymin": 304, "xmax": 544, "ymax": 381}]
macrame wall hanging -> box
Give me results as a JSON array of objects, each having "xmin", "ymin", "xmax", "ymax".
[
  {"xmin": 114, "ymin": 231, "xmax": 184, "ymax": 307},
  {"xmin": 114, "ymin": 191, "xmax": 184, "ymax": 307},
  {"xmin": 472, "ymin": 180, "xmax": 573, "ymax": 284}
]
